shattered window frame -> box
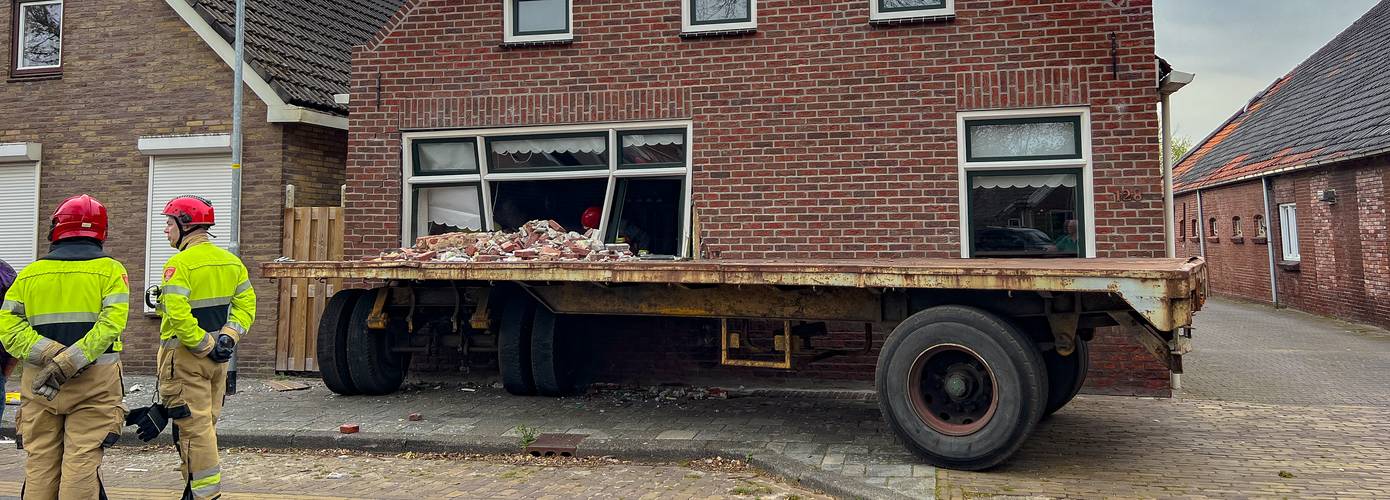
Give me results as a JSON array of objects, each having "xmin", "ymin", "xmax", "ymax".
[
  {"xmin": 401, "ymin": 122, "xmax": 694, "ymax": 257},
  {"xmin": 411, "ymin": 183, "xmax": 486, "ymax": 240}
]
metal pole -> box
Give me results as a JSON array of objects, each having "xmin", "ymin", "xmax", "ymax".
[
  {"xmin": 226, "ymin": 0, "xmax": 246, "ymax": 395},
  {"xmin": 1161, "ymin": 94, "xmax": 1176, "ymax": 258}
]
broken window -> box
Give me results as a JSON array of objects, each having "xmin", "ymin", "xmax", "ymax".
[
  {"xmin": 607, "ymin": 178, "xmax": 685, "ymax": 256},
  {"xmin": 489, "ymin": 178, "xmax": 607, "ymax": 233},
  {"xmin": 414, "ymin": 184, "xmax": 484, "ymax": 237},
  {"xmin": 968, "ymin": 171, "xmax": 1082, "ymax": 258}
]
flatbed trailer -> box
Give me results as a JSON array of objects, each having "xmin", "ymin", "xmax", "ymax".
[{"xmin": 262, "ymin": 257, "xmax": 1207, "ymax": 470}]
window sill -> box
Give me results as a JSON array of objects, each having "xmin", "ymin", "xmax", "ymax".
[
  {"xmin": 680, "ymin": 28, "xmax": 756, "ymax": 39},
  {"xmin": 1253, "ymin": 236, "xmax": 1269, "ymax": 245},
  {"xmin": 7, "ymin": 72, "xmax": 62, "ymax": 83},
  {"xmin": 1231, "ymin": 236, "xmax": 1245, "ymax": 244},
  {"xmin": 1208, "ymin": 236, "xmax": 1219, "ymax": 243},
  {"xmin": 869, "ymin": 14, "xmax": 956, "ymax": 26},
  {"xmin": 499, "ymin": 38, "xmax": 574, "ymax": 49},
  {"xmin": 1278, "ymin": 260, "xmax": 1301, "ymax": 272}
]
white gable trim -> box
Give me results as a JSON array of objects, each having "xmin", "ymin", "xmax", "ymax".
[{"xmin": 164, "ymin": 0, "xmax": 348, "ymax": 130}]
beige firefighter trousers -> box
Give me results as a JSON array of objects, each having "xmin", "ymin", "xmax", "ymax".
[
  {"xmin": 18, "ymin": 354, "xmax": 124, "ymax": 500},
  {"xmin": 158, "ymin": 339, "xmax": 227, "ymax": 500}
]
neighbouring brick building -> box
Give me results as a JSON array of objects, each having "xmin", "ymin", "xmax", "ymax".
[
  {"xmin": 0, "ymin": 0, "xmax": 402, "ymax": 375},
  {"xmin": 1174, "ymin": 0, "xmax": 1390, "ymax": 330},
  {"xmin": 343, "ymin": 0, "xmax": 1179, "ymax": 395}
]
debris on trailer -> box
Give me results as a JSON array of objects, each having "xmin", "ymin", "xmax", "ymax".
[{"xmin": 372, "ymin": 220, "xmax": 638, "ymax": 263}]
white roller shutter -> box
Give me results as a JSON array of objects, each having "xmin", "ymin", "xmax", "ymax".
[
  {"xmin": 0, "ymin": 162, "xmax": 40, "ymax": 270},
  {"xmin": 144, "ymin": 155, "xmax": 236, "ymax": 312}
]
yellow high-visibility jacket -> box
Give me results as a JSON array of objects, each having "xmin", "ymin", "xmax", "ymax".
[
  {"xmin": 158, "ymin": 242, "xmax": 256, "ymax": 351},
  {"xmin": 0, "ymin": 240, "xmax": 129, "ymax": 364}
]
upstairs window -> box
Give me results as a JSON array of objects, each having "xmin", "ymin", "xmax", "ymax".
[
  {"xmin": 504, "ymin": 0, "xmax": 571, "ymax": 44},
  {"xmin": 12, "ymin": 0, "xmax": 63, "ymax": 78},
  {"xmin": 683, "ymin": 0, "xmax": 757, "ymax": 34},
  {"xmin": 871, "ymin": 0, "xmax": 955, "ymax": 23}
]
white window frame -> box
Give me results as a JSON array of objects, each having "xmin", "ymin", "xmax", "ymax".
[
  {"xmin": 956, "ymin": 107, "xmax": 1093, "ymax": 258},
  {"xmin": 682, "ymin": 0, "xmax": 757, "ymax": 34},
  {"xmin": 0, "ymin": 143, "xmax": 43, "ymax": 270},
  {"xmin": 1279, "ymin": 203, "xmax": 1300, "ymax": 261},
  {"xmin": 503, "ymin": 0, "xmax": 573, "ymax": 44},
  {"xmin": 870, "ymin": 0, "xmax": 954, "ymax": 22},
  {"xmin": 15, "ymin": 0, "xmax": 64, "ymax": 71},
  {"xmin": 401, "ymin": 120, "xmax": 696, "ymax": 257}
]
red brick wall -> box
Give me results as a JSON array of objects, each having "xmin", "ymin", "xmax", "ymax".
[
  {"xmin": 347, "ymin": 0, "xmax": 1169, "ymax": 393},
  {"xmin": 0, "ymin": 1, "xmax": 343, "ymax": 376},
  {"xmin": 1175, "ymin": 182, "xmax": 1274, "ymax": 303},
  {"xmin": 1270, "ymin": 157, "xmax": 1390, "ymax": 329}
]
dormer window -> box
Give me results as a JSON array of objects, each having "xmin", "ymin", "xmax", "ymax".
[
  {"xmin": 504, "ymin": 0, "xmax": 572, "ymax": 44},
  {"xmin": 12, "ymin": 0, "xmax": 64, "ymax": 78},
  {"xmin": 683, "ymin": 0, "xmax": 757, "ymax": 35},
  {"xmin": 871, "ymin": 0, "xmax": 955, "ymax": 23}
]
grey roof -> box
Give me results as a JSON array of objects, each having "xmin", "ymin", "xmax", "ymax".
[
  {"xmin": 188, "ymin": 0, "xmax": 406, "ymax": 116},
  {"xmin": 1174, "ymin": 0, "xmax": 1390, "ymax": 192}
]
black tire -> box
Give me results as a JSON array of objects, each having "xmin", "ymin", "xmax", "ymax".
[
  {"xmin": 345, "ymin": 290, "xmax": 410, "ymax": 396},
  {"xmin": 317, "ymin": 288, "xmax": 365, "ymax": 395},
  {"xmin": 497, "ymin": 294, "xmax": 537, "ymax": 396},
  {"xmin": 875, "ymin": 305, "xmax": 1048, "ymax": 471},
  {"xmin": 1042, "ymin": 338, "xmax": 1089, "ymax": 417},
  {"xmin": 530, "ymin": 308, "xmax": 597, "ymax": 397}
]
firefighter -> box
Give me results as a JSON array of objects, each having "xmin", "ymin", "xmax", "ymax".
[
  {"xmin": 0, "ymin": 194, "xmax": 129, "ymax": 500},
  {"xmin": 145, "ymin": 195, "xmax": 256, "ymax": 500}
]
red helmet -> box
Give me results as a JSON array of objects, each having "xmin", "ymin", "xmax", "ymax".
[
  {"xmin": 581, "ymin": 206, "xmax": 602, "ymax": 230},
  {"xmin": 50, "ymin": 194, "xmax": 109, "ymax": 242},
  {"xmin": 163, "ymin": 195, "xmax": 215, "ymax": 227}
]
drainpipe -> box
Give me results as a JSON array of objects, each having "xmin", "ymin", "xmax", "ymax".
[
  {"xmin": 1261, "ymin": 176, "xmax": 1279, "ymax": 306},
  {"xmin": 1196, "ymin": 189, "xmax": 1206, "ymax": 259},
  {"xmin": 1159, "ymin": 70, "xmax": 1194, "ymax": 259}
]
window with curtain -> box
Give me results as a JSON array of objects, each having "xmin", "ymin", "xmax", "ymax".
[
  {"xmin": 488, "ymin": 134, "xmax": 607, "ymax": 171},
  {"xmin": 414, "ymin": 184, "xmax": 484, "ymax": 237},
  {"xmin": 968, "ymin": 171, "xmax": 1082, "ymax": 258}
]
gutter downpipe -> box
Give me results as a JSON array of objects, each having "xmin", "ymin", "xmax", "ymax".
[
  {"xmin": 1196, "ymin": 189, "xmax": 1206, "ymax": 259},
  {"xmin": 1161, "ymin": 93, "xmax": 1176, "ymax": 258},
  {"xmin": 1262, "ymin": 176, "xmax": 1280, "ymax": 306}
]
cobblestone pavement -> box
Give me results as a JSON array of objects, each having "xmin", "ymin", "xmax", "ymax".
[
  {"xmin": 0, "ymin": 445, "xmax": 827, "ymax": 499},
  {"xmin": 1181, "ymin": 298, "xmax": 1390, "ymax": 406},
  {"xmin": 2, "ymin": 298, "xmax": 1388, "ymax": 499}
]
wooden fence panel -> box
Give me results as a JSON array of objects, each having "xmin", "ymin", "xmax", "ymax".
[{"xmin": 274, "ymin": 190, "xmax": 344, "ymax": 372}]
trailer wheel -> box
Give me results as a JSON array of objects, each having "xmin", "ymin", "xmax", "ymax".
[
  {"xmin": 530, "ymin": 308, "xmax": 597, "ymax": 397},
  {"xmin": 345, "ymin": 290, "xmax": 410, "ymax": 396},
  {"xmin": 497, "ymin": 295, "xmax": 537, "ymax": 396},
  {"xmin": 876, "ymin": 305, "xmax": 1048, "ymax": 471},
  {"xmin": 1042, "ymin": 338, "xmax": 1089, "ymax": 417},
  {"xmin": 317, "ymin": 288, "xmax": 366, "ymax": 396}
]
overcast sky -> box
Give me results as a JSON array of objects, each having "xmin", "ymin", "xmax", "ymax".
[{"xmin": 1154, "ymin": 0, "xmax": 1380, "ymax": 141}]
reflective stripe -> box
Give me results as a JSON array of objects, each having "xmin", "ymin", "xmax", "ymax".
[
  {"xmin": 29, "ymin": 312, "xmax": 100, "ymax": 326},
  {"xmin": 93, "ymin": 352, "xmax": 120, "ymax": 365},
  {"xmin": 1, "ymin": 299, "xmax": 24, "ymax": 317},
  {"xmin": 161, "ymin": 285, "xmax": 192, "ymax": 297},
  {"xmin": 224, "ymin": 322, "xmax": 247, "ymax": 335},
  {"xmin": 234, "ymin": 280, "xmax": 252, "ymax": 295},
  {"xmin": 102, "ymin": 294, "xmax": 129, "ymax": 307},
  {"xmin": 188, "ymin": 296, "xmax": 233, "ymax": 309},
  {"xmin": 29, "ymin": 337, "xmax": 59, "ymax": 360},
  {"xmin": 161, "ymin": 338, "xmax": 182, "ymax": 349},
  {"xmin": 190, "ymin": 466, "xmax": 222, "ymax": 497},
  {"xmin": 191, "ymin": 333, "xmax": 213, "ymax": 352}
]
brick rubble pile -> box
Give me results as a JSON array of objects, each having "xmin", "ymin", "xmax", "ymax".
[{"xmin": 372, "ymin": 220, "xmax": 636, "ymax": 263}]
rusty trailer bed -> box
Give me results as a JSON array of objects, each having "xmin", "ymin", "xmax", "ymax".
[{"xmin": 262, "ymin": 257, "xmax": 1207, "ymax": 331}]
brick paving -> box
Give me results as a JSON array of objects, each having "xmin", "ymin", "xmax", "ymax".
[
  {"xmin": 0, "ymin": 446, "xmax": 827, "ymax": 499},
  {"xmin": 2, "ymin": 298, "xmax": 1388, "ymax": 499}
]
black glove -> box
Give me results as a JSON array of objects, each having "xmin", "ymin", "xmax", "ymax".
[
  {"xmin": 209, "ymin": 334, "xmax": 236, "ymax": 363},
  {"xmin": 125, "ymin": 405, "xmax": 170, "ymax": 442}
]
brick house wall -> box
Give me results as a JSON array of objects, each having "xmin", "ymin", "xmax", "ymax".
[
  {"xmin": 347, "ymin": 0, "xmax": 1171, "ymax": 394},
  {"xmin": 1175, "ymin": 154, "xmax": 1390, "ymax": 331},
  {"xmin": 0, "ymin": 1, "xmax": 345, "ymax": 375}
]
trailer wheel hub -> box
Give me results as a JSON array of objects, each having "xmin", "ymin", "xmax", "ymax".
[{"xmin": 908, "ymin": 344, "xmax": 999, "ymax": 436}]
